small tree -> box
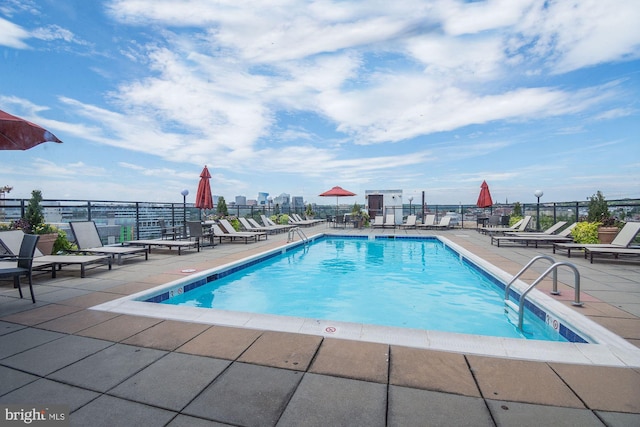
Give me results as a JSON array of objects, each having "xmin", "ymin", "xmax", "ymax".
[
  {"xmin": 25, "ymin": 190, "xmax": 45, "ymax": 233},
  {"xmin": 216, "ymin": 196, "xmax": 229, "ymax": 216},
  {"xmin": 587, "ymin": 191, "xmax": 613, "ymax": 225},
  {"xmin": 305, "ymin": 204, "xmax": 314, "ymax": 217},
  {"xmin": 512, "ymin": 202, "xmax": 522, "ymax": 217}
]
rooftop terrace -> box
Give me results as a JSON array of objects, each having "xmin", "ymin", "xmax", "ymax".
[{"xmin": 1, "ymin": 224, "xmax": 639, "ymax": 426}]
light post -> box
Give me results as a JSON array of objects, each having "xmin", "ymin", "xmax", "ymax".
[
  {"xmin": 534, "ymin": 189, "xmax": 543, "ymax": 231},
  {"xmin": 408, "ymin": 196, "xmax": 413, "ymax": 215},
  {"xmin": 181, "ymin": 189, "xmax": 189, "ymax": 237}
]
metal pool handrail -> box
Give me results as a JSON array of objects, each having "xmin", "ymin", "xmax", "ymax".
[{"xmin": 505, "ymin": 255, "xmax": 582, "ymax": 330}]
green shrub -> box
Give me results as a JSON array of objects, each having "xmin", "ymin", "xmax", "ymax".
[
  {"xmin": 571, "ymin": 221, "xmax": 600, "ymax": 244},
  {"xmin": 509, "ymin": 215, "xmax": 523, "ymax": 227}
]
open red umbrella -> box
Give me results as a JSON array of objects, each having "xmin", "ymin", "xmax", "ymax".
[
  {"xmin": 319, "ymin": 186, "xmax": 356, "ymax": 221},
  {"xmin": 195, "ymin": 166, "xmax": 213, "ymax": 217},
  {"xmin": 0, "ymin": 110, "xmax": 62, "ymax": 150},
  {"xmin": 476, "ymin": 180, "xmax": 493, "ymax": 208}
]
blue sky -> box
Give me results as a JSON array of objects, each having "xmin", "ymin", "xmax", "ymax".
[{"xmin": 1, "ymin": 0, "xmax": 638, "ymax": 206}]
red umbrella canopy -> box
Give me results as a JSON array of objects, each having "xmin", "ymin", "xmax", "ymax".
[
  {"xmin": 195, "ymin": 166, "xmax": 213, "ymax": 210},
  {"xmin": 0, "ymin": 110, "xmax": 63, "ymax": 150},
  {"xmin": 319, "ymin": 186, "xmax": 356, "ymax": 197},
  {"xmin": 319, "ymin": 186, "xmax": 356, "ymax": 217},
  {"xmin": 476, "ymin": 180, "xmax": 493, "ymax": 208}
]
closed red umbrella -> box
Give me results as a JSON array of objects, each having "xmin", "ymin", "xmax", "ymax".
[
  {"xmin": 476, "ymin": 180, "xmax": 493, "ymax": 208},
  {"xmin": 195, "ymin": 166, "xmax": 213, "ymax": 215},
  {"xmin": 0, "ymin": 110, "xmax": 62, "ymax": 150}
]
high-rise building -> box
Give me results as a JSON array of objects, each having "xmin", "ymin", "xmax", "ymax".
[{"xmin": 257, "ymin": 192, "xmax": 269, "ymax": 205}]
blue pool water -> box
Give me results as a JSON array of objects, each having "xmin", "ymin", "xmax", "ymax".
[{"xmin": 158, "ymin": 236, "xmax": 568, "ymax": 341}]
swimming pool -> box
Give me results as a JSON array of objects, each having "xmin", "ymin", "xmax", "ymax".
[
  {"xmin": 93, "ymin": 233, "xmax": 640, "ymax": 365},
  {"xmin": 158, "ymin": 236, "xmax": 564, "ymax": 341}
]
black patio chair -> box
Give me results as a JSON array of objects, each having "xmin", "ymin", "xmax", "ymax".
[
  {"xmin": 0, "ymin": 234, "xmax": 40, "ymax": 303},
  {"xmin": 186, "ymin": 221, "xmax": 215, "ymax": 247},
  {"xmin": 159, "ymin": 219, "xmax": 177, "ymax": 240}
]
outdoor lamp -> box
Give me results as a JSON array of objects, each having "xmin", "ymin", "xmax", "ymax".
[
  {"xmin": 408, "ymin": 196, "xmax": 413, "ymax": 215},
  {"xmin": 534, "ymin": 190, "xmax": 544, "ymax": 231},
  {"xmin": 181, "ymin": 189, "xmax": 189, "ymax": 236}
]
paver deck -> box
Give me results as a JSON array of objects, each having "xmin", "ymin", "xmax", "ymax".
[{"xmin": 1, "ymin": 222, "xmax": 639, "ymax": 426}]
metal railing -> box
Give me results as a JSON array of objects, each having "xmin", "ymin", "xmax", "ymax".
[
  {"xmin": 1, "ymin": 197, "xmax": 638, "ymax": 243},
  {"xmin": 504, "ymin": 255, "xmax": 582, "ymax": 330}
]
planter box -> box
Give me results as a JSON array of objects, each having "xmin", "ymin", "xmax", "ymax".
[{"xmin": 35, "ymin": 233, "xmax": 58, "ymax": 255}]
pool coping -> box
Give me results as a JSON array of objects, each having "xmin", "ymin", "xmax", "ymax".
[{"xmin": 91, "ymin": 233, "xmax": 640, "ymax": 367}]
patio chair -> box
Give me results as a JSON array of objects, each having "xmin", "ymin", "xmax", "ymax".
[
  {"xmin": 218, "ymin": 219, "xmax": 268, "ymax": 243},
  {"xmin": 0, "ymin": 234, "xmax": 39, "ymax": 303},
  {"xmin": 159, "ymin": 219, "xmax": 178, "ymax": 240},
  {"xmin": 416, "ymin": 214, "xmax": 436, "ymax": 228},
  {"xmin": 553, "ymin": 222, "xmax": 640, "ymax": 258},
  {"xmin": 371, "ymin": 216, "xmax": 385, "ymax": 228},
  {"xmin": 505, "ymin": 221, "xmax": 572, "ymax": 236},
  {"xmin": 211, "ymin": 223, "xmax": 258, "ymax": 244},
  {"xmin": 399, "ymin": 215, "xmax": 417, "ymax": 229},
  {"xmin": 383, "ymin": 214, "xmax": 396, "ymax": 228},
  {"xmin": 186, "ymin": 221, "xmax": 215, "ymax": 247},
  {"xmin": 491, "ymin": 223, "xmax": 578, "ymax": 248},
  {"xmin": 260, "ymin": 215, "xmax": 293, "ymax": 231},
  {"xmin": 0, "ymin": 230, "xmax": 112, "ymax": 278},
  {"xmin": 249, "ymin": 217, "xmax": 282, "ymax": 234},
  {"xmin": 427, "ymin": 216, "xmax": 452, "ymax": 229},
  {"xmin": 239, "ymin": 217, "xmax": 271, "ymax": 233},
  {"xmin": 480, "ymin": 216, "xmax": 531, "ymax": 235},
  {"xmin": 69, "ymin": 221, "xmax": 148, "ymax": 265},
  {"xmin": 583, "ymin": 247, "xmax": 640, "ymax": 264}
]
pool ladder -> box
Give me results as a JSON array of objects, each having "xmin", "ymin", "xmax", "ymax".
[
  {"xmin": 504, "ymin": 255, "xmax": 582, "ymax": 330},
  {"xmin": 287, "ymin": 227, "xmax": 309, "ymax": 244}
]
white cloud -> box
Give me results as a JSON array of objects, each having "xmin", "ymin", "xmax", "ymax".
[
  {"xmin": 0, "ymin": 17, "xmax": 30, "ymax": 49},
  {"xmin": 515, "ymin": 0, "xmax": 640, "ymax": 73}
]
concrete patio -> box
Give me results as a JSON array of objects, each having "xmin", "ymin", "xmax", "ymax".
[{"xmin": 1, "ymin": 223, "xmax": 639, "ymax": 426}]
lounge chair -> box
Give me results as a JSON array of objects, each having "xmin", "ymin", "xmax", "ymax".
[
  {"xmin": 491, "ymin": 223, "xmax": 577, "ymax": 248},
  {"xmin": 505, "ymin": 221, "xmax": 568, "ymax": 236},
  {"xmin": 553, "ymin": 222, "xmax": 640, "ymax": 258},
  {"xmin": 69, "ymin": 221, "xmax": 148, "ymax": 265},
  {"xmin": 383, "ymin": 214, "xmax": 396, "ymax": 228},
  {"xmin": 371, "ymin": 216, "xmax": 385, "ymax": 228},
  {"xmin": 239, "ymin": 217, "xmax": 271, "ymax": 233},
  {"xmin": 291, "ymin": 213, "xmax": 323, "ymax": 226},
  {"xmin": 124, "ymin": 238, "xmax": 200, "ymax": 255},
  {"xmin": 480, "ymin": 216, "xmax": 531, "ymax": 235},
  {"xmin": 289, "ymin": 214, "xmax": 315, "ymax": 227},
  {"xmin": 0, "ymin": 234, "xmax": 39, "ymax": 303},
  {"xmin": 399, "ymin": 215, "xmax": 417, "ymax": 229},
  {"xmin": 427, "ymin": 216, "xmax": 452, "ymax": 229},
  {"xmin": 260, "ymin": 215, "xmax": 293, "ymax": 231},
  {"xmin": 0, "ymin": 230, "xmax": 112, "ymax": 278},
  {"xmin": 249, "ymin": 218, "xmax": 284, "ymax": 234},
  {"xmin": 583, "ymin": 247, "xmax": 640, "ymax": 264},
  {"xmin": 211, "ymin": 223, "xmax": 261, "ymax": 244},
  {"xmin": 416, "ymin": 214, "xmax": 436, "ymax": 228},
  {"xmin": 218, "ymin": 219, "xmax": 268, "ymax": 243}
]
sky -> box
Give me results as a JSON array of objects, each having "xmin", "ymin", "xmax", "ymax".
[{"xmin": 1, "ymin": 0, "xmax": 639, "ymax": 207}]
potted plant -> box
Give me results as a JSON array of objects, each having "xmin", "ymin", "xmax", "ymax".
[
  {"xmin": 587, "ymin": 191, "xmax": 619, "ymax": 244},
  {"xmin": 23, "ymin": 190, "xmax": 73, "ymax": 254},
  {"xmin": 351, "ymin": 203, "xmax": 366, "ymax": 228},
  {"xmin": 305, "ymin": 204, "xmax": 315, "ymax": 219}
]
